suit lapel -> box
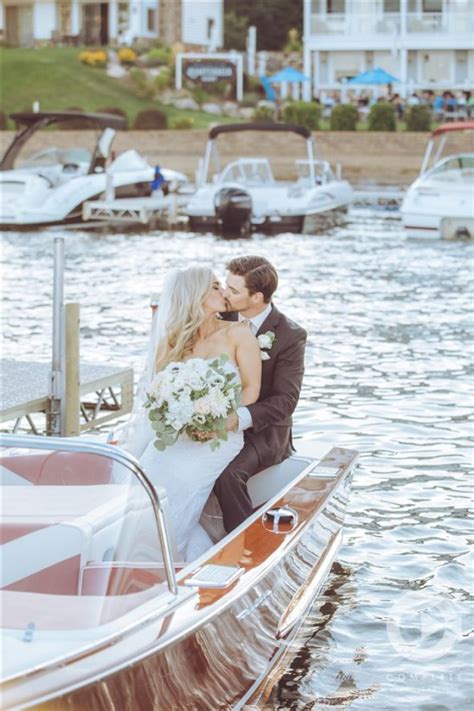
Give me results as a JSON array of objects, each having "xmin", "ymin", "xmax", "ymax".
[{"xmin": 256, "ymin": 303, "xmax": 281, "ymax": 336}]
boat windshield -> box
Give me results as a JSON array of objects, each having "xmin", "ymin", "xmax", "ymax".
[
  {"xmin": 219, "ymin": 159, "xmax": 274, "ymax": 185},
  {"xmin": 429, "ymin": 154, "xmax": 474, "ymax": 181},
  {"xmin": 1, "ymin": 437, "xmax": 177, "ymax": 678},
  {"xmin": 295, "ymin": 160, "xmax": 333, "ymax": 185},
  {"xmin": 18, "ymin": 147, "xmax": 92, "ymax": 169}
]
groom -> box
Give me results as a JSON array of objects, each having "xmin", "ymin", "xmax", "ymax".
[{"xmin": 214, "ymin": 255, "xmax": 307, "ymax": 532}]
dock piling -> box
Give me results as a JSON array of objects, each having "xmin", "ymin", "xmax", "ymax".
[
  {"xmin": 47, "ymin": 237, "xmax": 64, "ymax": 436},
  {"xmin": 63, "ymin": 303, "xmax": 80, "ymax": 436}
]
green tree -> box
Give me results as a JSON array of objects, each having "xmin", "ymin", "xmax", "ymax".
[
  {"xmin": 224, "ymin": 11, "xmax": 248, "ymax": 51},
  {"xmin": 224, "ymin": 0, "xmax": 303, "ymax": 51}
]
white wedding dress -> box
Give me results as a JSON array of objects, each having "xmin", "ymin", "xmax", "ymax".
[{"xmin": 139, "ymin": 358, "xmax": 243, "ymax": 562}]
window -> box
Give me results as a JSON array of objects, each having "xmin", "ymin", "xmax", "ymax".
[
  {"xmin": 207, "ymin": 18, "xmax": 215, "ymax": 40},
  {"xmin": 326, "ymin": 0, "xmax": 345, "ymax": 13},
  {"xmin": 422, "ymin": 0, "xmax": 442, "ymax": 12},
  {"xmin": 384, "ymin": 0, "xmax": 400, "ymax": 11},
  {"xmin": 147, "ymin": 9, "xmax": 156, "ymax": 32}
]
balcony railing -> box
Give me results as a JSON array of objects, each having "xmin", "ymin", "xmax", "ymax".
[
  {"xmin": 310, "ymin": 11, "xmax": 473, "ymax": 36},
  {"xmin": 406, "ymin": 12, "xmax": 443, "ymax": 32}
]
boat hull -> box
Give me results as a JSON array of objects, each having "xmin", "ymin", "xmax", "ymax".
[
  {"xmin": 189, "ymin": 205, "xmax": 349, "ymax": 236},
  {"xmin": 2, "ymin": 449, "xmax": 355, "ymax": 710}
]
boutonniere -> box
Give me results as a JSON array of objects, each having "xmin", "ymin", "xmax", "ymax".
[{"xmin": 257, "ymin": 331, "xmax": 276, "ymax": 360}]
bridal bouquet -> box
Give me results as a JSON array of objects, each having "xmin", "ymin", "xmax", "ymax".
[{"xmin": 144, "ymin": 355, "xmax": 241, "ymax": 452}]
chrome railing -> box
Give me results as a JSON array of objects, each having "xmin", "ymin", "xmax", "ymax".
[{"xmin": 0, "ymin": 433, "xmax": 178, "ymax": 595}]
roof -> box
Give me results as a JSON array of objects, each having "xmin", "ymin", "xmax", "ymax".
[
  {"xmin": 208, "ymin": 122, "xmax": 311, "ymax": 140},
  {"xmin": 9, "ymin": 111, "xmax": 126, "ymax": 130},
  {"xmin": 348, "ymin": 67, "xmax": 399, "ymax": 85},
  {"xmin": 270, "ymin": 67, "xmax": 310, "ymax": 83},
  {"xmin": 432, "ymin": 121, "xmax": 474, "ymax": 137}
]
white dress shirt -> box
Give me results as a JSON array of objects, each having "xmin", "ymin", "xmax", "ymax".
[{"xmin": 236, "ymin": 302, "xmax": 273, "ymax": 431}]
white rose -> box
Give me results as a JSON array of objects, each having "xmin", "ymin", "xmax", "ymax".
[
  {"xmin": 258, "ymin": 334, "xmax": 273, "ymax": 350},
  {"xmin": 194, "ymin": 397, "xmax": 211, "ymax": 416}
]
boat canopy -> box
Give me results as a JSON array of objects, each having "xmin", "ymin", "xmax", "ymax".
[
  {"xmin": 10, "ymin": 111, "xmax": 126, "ymax": 131},
  {"xmin": 208, "ymin": 122, "xmax": 312, "ymax": 140},
  {"xmin": 432, "ymin": 121, "xmax": 474, "ymax": 137}
]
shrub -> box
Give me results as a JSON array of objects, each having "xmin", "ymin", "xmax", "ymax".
[
  {"xmin": 284, "ymin": 28, "xmax": 302, "ymax": 52},
  {"xmin": 245, "ymin": 74, "xmax": 263, "ymax": 93},
  {"xmin": 118, "ymin": 47, "xmax": 137, "ymax": 66},
  {"xmin": 154, "ymin": 67, "xmax": 172, "ymax": 93},
  {"xmin": 144, "ymin": 46, "xmax": 172, "ymax": 67},
  {"xmin": 253, "ymin": 104, "xmax": 275, "ymax": 122},
  {"xmin": 282, "ymin": 101, "xmax": 321, "ymax": 131},
  {"xmin": 129, "ymin": 67, "xmax": 155, "ymax": 99},
  {"xmin": 170, "ymin": 117, "xmax": 194, "ymax": 130},
  {"xmin": 405, "ymin": 104, "xmax": 432, "ymax": 132},
  {"xmin": 133, "ymin": 109, "xmax": 168, "ymax": 130},
  {"xmin": 330, "ymin": 104, "xmax": 359, "ymax": 131},
  {"xmin": 97, "ymin": 107, "xmax": 129, "ymax": 129},
  {"xmin": 241, "ymin": 91, "xmax": 260, "ymax": 108},
  {"xmin": 191, "ymin": 86, "xmax": 211, "ymax": 107},
  {"xmin": 368, "ymin": 102, "xmax": 396, "ymax": 131},
  {"xmin": 0, "ymin": 112, "xmax": 8, "ymax": 130},
  {"xmin": 78, "ymin": 49, "xmax": 107, "ymax": 68}
]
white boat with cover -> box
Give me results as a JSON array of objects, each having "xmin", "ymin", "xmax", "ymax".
[
  {"xmin": 0, "ymin": 111, "xmax": 188, "ymax": 229},
  {"xmin": 401, "ymin": 121, "xmax": 474, "ymax": 240},
  {"xmin": 184, "ymin": 122, "xmax": 353, "ymax": 235}
]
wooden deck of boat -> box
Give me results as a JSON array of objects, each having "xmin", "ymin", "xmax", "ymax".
[{"xmin": 0, "ymin": 359, "xmax": 133, "ymax": 433}]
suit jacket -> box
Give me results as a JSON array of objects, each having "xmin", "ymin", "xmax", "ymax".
[{"xmin": 224, "ymin": 304, "xmax": 307, "ymax": 469}]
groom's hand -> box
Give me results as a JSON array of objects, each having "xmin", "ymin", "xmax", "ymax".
[{"xmin": 225, "ymin": 412, "xmax": 238, "ymax": 432}]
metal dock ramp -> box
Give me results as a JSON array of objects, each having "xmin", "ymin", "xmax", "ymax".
[{"xmin": 1, "ymin": 359, "xmax": 133, "ymax": 435}]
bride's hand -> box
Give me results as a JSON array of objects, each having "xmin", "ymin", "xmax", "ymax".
[
  {"xmin": 225, "ymin": 412, "xmax": 238, "ymax": 432},
  {"xmin": 192, "ymin": 430, "xmax": 217, "ymax": 442}
]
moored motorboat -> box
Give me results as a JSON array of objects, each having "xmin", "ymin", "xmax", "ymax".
[
  {"xmin": 401, "ymin": 121, "xmax": 474, "ymax": 239},
  {"xmin": 0, "ymin": 112, "xmax": 188, "ymax": 229},
  {"xmin": 0, "ymin": 433, "xmax": 357, "ymax": 709},
  {"xmin": 184, "ymin": 122, "xmax": 353, "ymax": 236}
]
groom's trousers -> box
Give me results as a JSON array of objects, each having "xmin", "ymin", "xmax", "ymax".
[{"xmin": 213, "ymin": 443, "xmax": 262, "ymax": 532}]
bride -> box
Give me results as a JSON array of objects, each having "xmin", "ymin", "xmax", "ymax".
[{"xmin": 126, "ymin": 266, "xmax": 261, "ymax": 562}]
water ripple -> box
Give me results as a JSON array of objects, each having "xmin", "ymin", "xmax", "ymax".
[{"xmin": 1, "ymin": 208, "xmax": 472, "ymax": 709}]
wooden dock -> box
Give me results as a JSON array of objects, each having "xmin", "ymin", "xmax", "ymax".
[{"xmin": 0, "ymin": 359, "xmax": 133, "ymax": 435}]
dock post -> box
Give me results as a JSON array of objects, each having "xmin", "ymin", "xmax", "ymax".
[
  {"xmin": 105, "ymin": 171, "xmax": 115, "ymax": 201},
  {"xmin": 63, "ymin": 303, "xmax": 80, "ymax": 436},
  {"xmin": 47, "ymin": 238, "xmax": 65, "ymax": 436}
]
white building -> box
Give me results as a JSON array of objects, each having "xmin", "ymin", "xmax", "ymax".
[
  {"xmin": 0, "ymin": 0, "xmax": 222, "ymax": 49},
  {"xmin": 303, "ymin": 0, "xmax": 474, "ymax": 99}
]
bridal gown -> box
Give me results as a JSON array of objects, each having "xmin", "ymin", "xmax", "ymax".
[{"xmin": 139, "ymin": 359, "xmax": 243, "ymax": 563}]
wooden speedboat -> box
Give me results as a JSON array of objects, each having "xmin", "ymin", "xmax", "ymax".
[{"xmin": 0, "ymin": 433, "xmax": 357, "ymax": 709}]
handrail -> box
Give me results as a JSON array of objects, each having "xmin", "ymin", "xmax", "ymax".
[{"xmin": 0, "ymin": 433, "xmax": 178, "ymax": 595}]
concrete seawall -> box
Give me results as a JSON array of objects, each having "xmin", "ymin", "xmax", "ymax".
[{"xmin": 2, "ymin": 129, "xmax": 471, "ymax": 186}]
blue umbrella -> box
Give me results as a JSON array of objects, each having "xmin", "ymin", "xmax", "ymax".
[
  {"xmin": 270, "ymin": 66, "xmax": 310, "ymax": 84},
  {"xmin": 348, "ymin": 67, "xmax": 399, "ymax": 85}
]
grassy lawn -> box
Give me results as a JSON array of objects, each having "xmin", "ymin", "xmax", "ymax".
[{"xmin": 0, "ymin": 47, "xmax": 235, "ymax": 129}]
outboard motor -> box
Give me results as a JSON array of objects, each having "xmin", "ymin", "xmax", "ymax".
[{"xmin": 214, "ymin": 187, "xmax": 252, "ymax": 236}]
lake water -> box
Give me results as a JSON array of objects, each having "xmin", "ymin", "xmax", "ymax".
[{"xmin": 1, "ymin": 208, "xmax": 472, "ymax": 710}]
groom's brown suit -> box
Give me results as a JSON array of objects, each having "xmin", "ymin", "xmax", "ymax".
[{"xmin": 214, "ymin": 304, "xmax": 307, "ymax": 532}]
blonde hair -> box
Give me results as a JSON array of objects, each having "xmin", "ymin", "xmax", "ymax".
[{"xmin": 154, "ymin": 266, "xmax": 215, "ymax": 371}]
